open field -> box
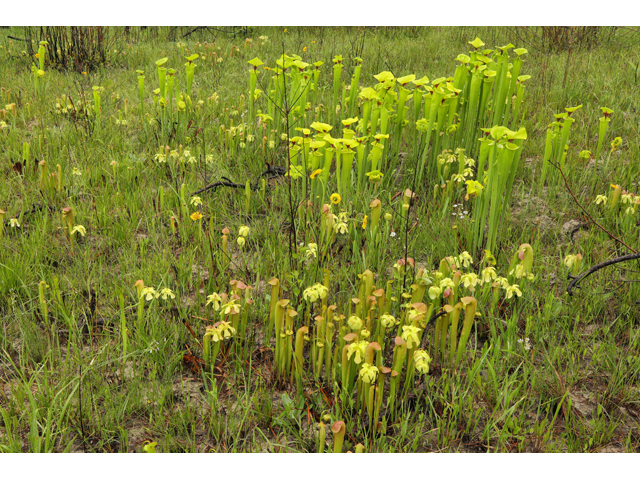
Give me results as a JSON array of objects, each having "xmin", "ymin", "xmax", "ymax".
[{"xmin": 1, "ymin": 26, "xmax": 640, "ymax": 452}]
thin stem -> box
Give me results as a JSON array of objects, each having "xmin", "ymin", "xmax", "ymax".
[
  {"xmin": 549, "ymin": 159, "xmax": 637, "ymax": 254},
  {"xmin": 567, "ymin": 252, "xmax": 640, "ymax": 296}
]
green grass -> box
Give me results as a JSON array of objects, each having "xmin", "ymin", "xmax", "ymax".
[{"xmin": 0, "ymin": 26, "xmax": 639, "ymax": 453}]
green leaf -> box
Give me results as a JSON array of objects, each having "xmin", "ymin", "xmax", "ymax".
[
  {"xmin": 564, "ymin": 105, "xmax": 583, "ymax": 115},
  {"xmin": 490, "ymin": 125, "xmax": 508, "ymax": 140},
  {"xmin": 374, "ymin": 71, "xmax": 395, "ymax": 85},
  {"xmin": 341, "ymin": 117, "xmax": 359, "ymax": 127},
  {"xmin": 310, "ymin": 122, "xmax": 333, "ymax": 133},
  {"xmin": 469, "ymin": 37, "xmax": 485, "ymax": 50},
  {"xmin": 293, "ymin": 60, "xmax": 310, "ymax": 70},
  {"xmin": 496, "ymin": 43, "xmax": 515, "ymax": 53},
  {"xmin": 397, "ymin": 74, "xmax": 416, "ymax": 86},
  {"xmin": 506, "ymin": 127, "xmax": 527, "ymax": 141},
  {"xmin": 358, "ymin": 87, "xmax": 378, "ymax": 101}
]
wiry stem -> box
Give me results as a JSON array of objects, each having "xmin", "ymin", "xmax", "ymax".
[
  {"xmin": 549, "ymin": 159, "xmax": 637, "ymax": 254},
  {"xmin": 567, "ymin": 253, "xmax": 640, "ymax": 296}
]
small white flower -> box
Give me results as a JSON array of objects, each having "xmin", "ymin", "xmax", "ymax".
[{"xmin": 390, "ymin": 232, "xmax": 396, "ymax": 237}]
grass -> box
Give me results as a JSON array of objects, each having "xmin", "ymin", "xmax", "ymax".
[{"xmin": 0, "ymin": 26, "xmax": 640, "ymax": 453}]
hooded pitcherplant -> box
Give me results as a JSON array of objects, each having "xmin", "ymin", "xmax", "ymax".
[
  {"xmin": 394, "ymin": 74, "xmax": 415, "ymax": 156},
  {"xmin": 564, "ymin": 253, "xmax": 583, "ymax": 277},
  {"xmin": 411, "ymin": 76, "xmax": 429, "ymax": 146},
  {"xmin": 595, "ymin": 107, "xmax": 613, "ymax": 165},
  {"xmin": 502, "ymin": 48, "xmax": 527, "ymax": 127},
  {"xmin": 247, "ymin": 57, "xmax": 263, "ymax": 123},
  {"xmin": 331, "ymin": 421, "xmax": 346, "ymax": 453},
  {"xmin": 469, "ymin": 125, "xmax": 527, "ymax": 255},
  {"xmin": 92, "ymin": 86, "xmax": 102, "ymax": 119},
  {"xmin": 331, "ymin": 55, "xmax": 343, "ymax": 123},
  {"xmin": 38, "ymin": 40, "xmax": 47, "ymax": 72},
  {"xmin": 347, "ymin": 57, "xmax": 363, "ymax": 117},
  {"xmin": 185, "ymin": 53, "xmax": 199, "ymax": 98},
  {"xmin": 165, "ymin": 68, "xmax": 176, "ymax": 112},
  {"xmin": 38, "ymin": 280, "xmax": 50, "ymax": 328},
  {"xmin": 156, "ymin": 57, "xmax": 168, "ymax": 99},
  {"xmin": 135, "ymin": 70, "xmax": 146, "ymax": 115},
  {"xmin": 32, "ymin": 41, "xmax": 48, "ymax": 96}
]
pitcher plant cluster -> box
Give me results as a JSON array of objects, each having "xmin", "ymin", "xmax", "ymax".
[{"xmin": 193, "ymin": 243, "xmax": 534, "ymax": 433}]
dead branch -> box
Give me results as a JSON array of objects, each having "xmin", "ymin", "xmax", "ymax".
[{"xmin": 567, "ymin": 253, "xmax": 640, "ymax": 296}]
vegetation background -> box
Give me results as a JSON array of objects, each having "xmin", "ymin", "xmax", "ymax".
[{"xmin": 1, "ymin": 19, "xmax": 640, "ymax": 462}]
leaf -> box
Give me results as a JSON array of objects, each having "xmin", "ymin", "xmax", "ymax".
[{"xmin": 469, "ymin": 37, "xmax": 485, "ymax": 49}]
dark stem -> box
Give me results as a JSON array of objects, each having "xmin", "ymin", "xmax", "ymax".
[
  {"xmin": 549, "ymin": 159, "xmax": 637, "ymax": 254},
  {"xmin": 567, "ymin": 252, "xmax": 640, "ymax": 296},
  {"xmin": 420, "ymin": 309, "xmax": 449, "ymax": 350}
]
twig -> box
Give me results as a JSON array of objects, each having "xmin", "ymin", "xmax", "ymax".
[
  {"xmin": 189, "ymin": 166, "xmax": 286, "ymax": 196},
  {"xmin": 190, "ymin": 179, "xmax": 247, "ymax": 196},
  {"xmin": 567, "ymin": 252, "xmax": 640, "ymax": 296},
  {"xmin": 420, "ymin": 309, "xmax": 449, "ymax": 350},
  {"xmin": 549, "ymin": 159, "xmax": 637, "ymax": 254}
]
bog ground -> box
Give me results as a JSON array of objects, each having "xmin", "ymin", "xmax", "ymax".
[{"xmin": 0, "ymin": 26, "xmax": 639, "ymax": 452}]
